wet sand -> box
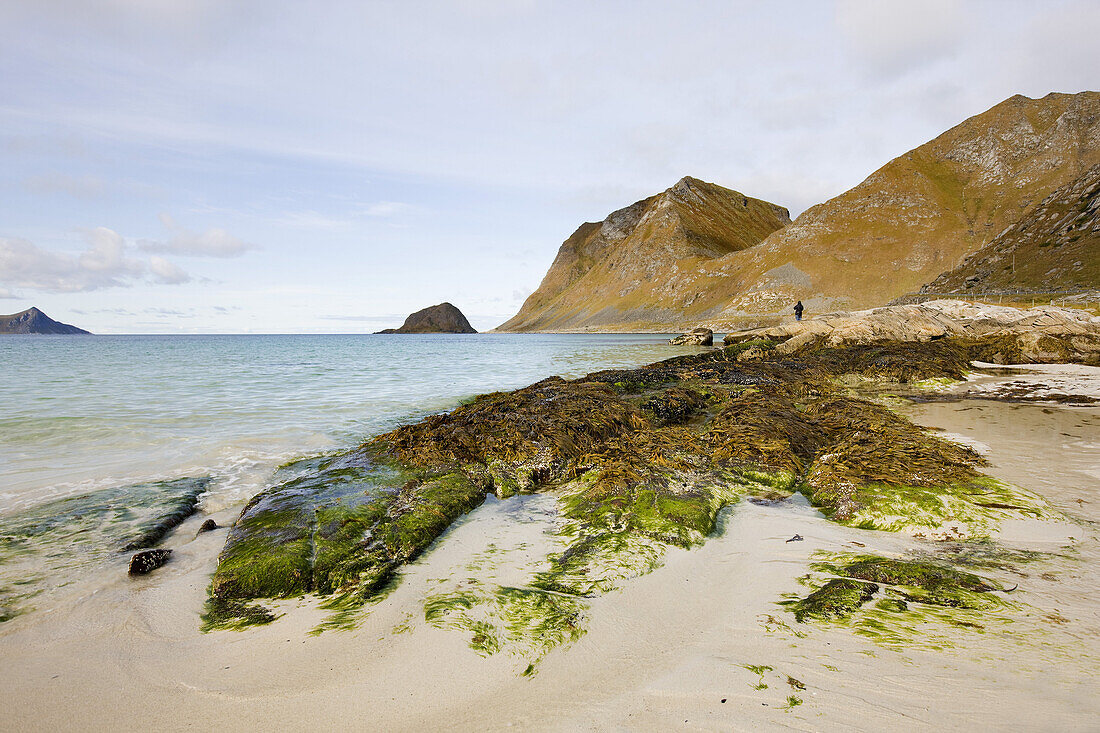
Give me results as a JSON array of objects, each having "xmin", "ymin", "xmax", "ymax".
[{"xmin": 2, "ymin": 398, "xmax": 1098, "ymax": 731}]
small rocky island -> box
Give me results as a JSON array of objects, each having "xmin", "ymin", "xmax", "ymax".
[
  {"xmin": 375, "ymin": 302, "xmax": 477, "ymax": 334},
  {"xmin": 0, "ymin": 307, "xmax": 90, "ymax": 335}
]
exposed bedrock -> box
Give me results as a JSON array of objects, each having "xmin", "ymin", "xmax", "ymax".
[{"xmin": 724, "ymin": 300, "xmax": 1100, "ymax": 364}]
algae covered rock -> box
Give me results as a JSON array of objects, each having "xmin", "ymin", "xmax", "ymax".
[
  {"xmin": 205, "ymin": 333, "xmax": 1065, "ymax": 633},
  {"xmin": 205, "ymin": 453, "xmax": 488, "ymax": 629}
]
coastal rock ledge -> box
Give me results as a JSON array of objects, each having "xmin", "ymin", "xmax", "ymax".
[
  {"xmin": 669, "ymin": 327, "xmax": 713, "ymax": 346},
  {"xmin": 724, "ymin": 300, "xmax": 1100, "ymax": 363},
  {"xmin": 375, "ymin": 302, "xmax": 477, "ymax": 334}
]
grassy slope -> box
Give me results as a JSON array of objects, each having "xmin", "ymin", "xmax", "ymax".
[
  {"xmin": 921, "ymin": 163, "xmax": 1100, "ymax": 292},
  {"xmin": 497, "ymin": 177, "xmax": 791, "ymax": 331},
  {"xmin": 500, "ymin": 92, "xmax": 1100, "ymax": 331}
]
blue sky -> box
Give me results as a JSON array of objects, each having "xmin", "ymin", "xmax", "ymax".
[{"xmin": 1, "ymin": 0, "xmax": 1097, "ymax": 333}]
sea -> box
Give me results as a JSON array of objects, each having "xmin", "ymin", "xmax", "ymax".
[{"xmin": 0, "ymin": 333, "xmax": 699, "ymax": 516}]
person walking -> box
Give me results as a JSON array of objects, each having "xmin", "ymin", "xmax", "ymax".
[{"xmin": 794, "ymin": 300, "xmax": 804, "ymax": 321}]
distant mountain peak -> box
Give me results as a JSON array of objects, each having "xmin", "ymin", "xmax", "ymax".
[{"xmin": 1, "ymin": 307, "xmax": 91, "ymax": 335}]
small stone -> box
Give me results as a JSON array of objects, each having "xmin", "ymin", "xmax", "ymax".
[
  {"xmin": 197, "ymin": 518, "xmax": 218, "ymax": 534},
  {"xmin": 786, "ymin": 534, "xmax": 804, "ymax": 543},
  {"xmin": 128, "ymin": 549, "xmax": 172, "ymax": 576}
]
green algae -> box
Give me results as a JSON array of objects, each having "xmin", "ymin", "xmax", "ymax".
[
  {"xmin": 784, "ymin": 552, "xmax": 1019, "ymax": 650},
  {"xmin": 789, "ymin": 579, "xmax": 878, "ymax": 622},
  {"xmin": 423, "ymin": 581, "xmax": 586, "ymax": 667},
  {"xmin": 0, "ymin": 477, "xmax": 210, "ymax": 622},
  {"xmin": 743, "ymin": 664, "xmax": 773, "ymax": 690},
  {"xmin": 206, "ymin": 333, "xmax": 1078, "ymax": 638},
  {"xmin": 206, "ymin": 453, "xmax": 489, "ymax": 630},
  {"xmin": 200, "ymin": 597, "xmax": 281, "ymax": 632}
]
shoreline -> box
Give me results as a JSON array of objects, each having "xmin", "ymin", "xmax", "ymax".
[{"xmin": 2, "ymin": 326, "xmax": 1099, "ymax": 730}]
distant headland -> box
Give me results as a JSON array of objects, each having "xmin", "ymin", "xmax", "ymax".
[{"xmin": 0, "ymin": 307, "xmax": 91, "ymax": 335}]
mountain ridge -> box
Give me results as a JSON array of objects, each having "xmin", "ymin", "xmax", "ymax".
[
  {"xmin": 498, "ymin": 91, "xmax": 1100, "ymax": 332},
  {"xmin": 497, "ymin": 176, "xmax": 791, "ymax": 331}
]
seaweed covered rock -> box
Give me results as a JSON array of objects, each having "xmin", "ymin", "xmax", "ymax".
[
  {"xmin": 787, "ymin": 553, "xmax": 1007, "ymax": 632},
  {"xmin": 206, "ymin": 334, "xmax": 1061, "ymax": 631}
]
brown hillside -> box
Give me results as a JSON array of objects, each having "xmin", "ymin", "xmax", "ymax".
[
  {"xmin": 918, "ymin": 163, "xmax": 1100, "ymax": 293},
  {"xmin": 500, "ymin": 92, "xmax": 1100, "ymax": 331},
  {"xmin": 497, "ymin": 177, "xmax": 791, "ymax": 331}
]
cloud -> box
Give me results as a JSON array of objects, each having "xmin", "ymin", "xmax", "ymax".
[
  {"xmin": 361, "ymin": 201, "xmax": 412, "ymax": 218},
  {"xmin": 0, "ymin": 227, "xmax": 192, "ymax": 293},
  {"xmin": 319, "ymin": 314, "xmax": 398, "ymax": 322},
  {"xmin": 836, "ymin": 0, "xmax": 966, "ymax": 79},
  {"xmin": 23, "ymin": 172, "xmax": 106, "ymax": 199},
  {"xmin": 139, "ymin": 213, "xmax": 255, "ymax": 257},
  {"xmin": 149, "ymin": 255, "xmax": 191, "ymax": 284}
]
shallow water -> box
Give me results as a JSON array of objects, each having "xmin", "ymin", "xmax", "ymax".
[
  {"xmin": 0, "ymin": 333, "xmax": 698, "ymax": 514},
  {"xmin": 2, "ymin": 341, "xmax": 1098, "ymax": 730}
]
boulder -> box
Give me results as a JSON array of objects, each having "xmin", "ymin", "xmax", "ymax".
[
  {"xmin": 128, "ymin": 549, "xmax": 172, "ymax": 576},
  {"xmin": 669, "ymin": 327, "xmax": 713, "ymax": 346}
]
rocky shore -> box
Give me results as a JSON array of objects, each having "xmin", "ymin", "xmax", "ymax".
[{"xmin": 201, "ymin": 303, "xmax": 1095, "ymax": 671}]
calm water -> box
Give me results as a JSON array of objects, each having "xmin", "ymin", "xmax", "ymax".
[{"xmin": 0, "ymin": 333, "xmax": 698, "ymax": 514}]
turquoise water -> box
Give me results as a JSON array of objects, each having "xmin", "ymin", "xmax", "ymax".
[{"xmin": 0, "ymin": 334, "xmax": 698, "ymax": 514}]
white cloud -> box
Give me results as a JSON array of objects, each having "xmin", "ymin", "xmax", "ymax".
[
  {"xmin": 23, "ymin": 172, "xmax": 106, "ymax": 199},
  {"xmin": 361, "ymin": 201, "xmax": 413, "ymax": 218},
  {"xmin": 0, "ymin": 227, "xmax": 193, "ymax": 293},
  {"xmin": 149, "ymin": 255, "xmax": 191, "ymax": 284},
  {"xmin": 836, "ymin": 0, "xmax": 966, "ymax": 78},
  {"xmin": 140, "ymin": 213, "xmax": 255, "ymax": 257}
]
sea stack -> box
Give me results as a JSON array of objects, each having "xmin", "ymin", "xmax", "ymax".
[{"xmin": 376, "ymin": 303, "xmax": 477, "ymax": 334}]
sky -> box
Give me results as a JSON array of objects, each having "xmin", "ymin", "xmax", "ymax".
[{"xmin": 1, "ymin": 0, "xmax": 1098, "ymax": 333}]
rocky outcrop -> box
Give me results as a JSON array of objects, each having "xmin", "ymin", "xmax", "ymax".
[
  {"xmin": 497, "ymin": 177, "xmax": 791, "ymax": 331},
  {"xmin": 917, "ymin": 163, "xmax": 1100, "ymax": 294},
  {"xmin": 376, "ymin": 303, "xmax": 476, "ymax": 334},
  {"xmin": 669, "ymin": 327, "xmax": 713, "ymax": 346},
  {"xmin": 0, "ymin": 307, "xmax": 90, "ymax": 335},
  {"xmin": 205, "ymin": 333, "xmax": 1061, "ymax": 637},
  {"xmin": 723, "ymin": 300, "xmax": 1100, "ymax": 363}
]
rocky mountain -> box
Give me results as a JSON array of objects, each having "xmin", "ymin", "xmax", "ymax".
[
  {"xmin": 375, "ymin": 303, "xmax": 477, "ymax": 334},
  {"xmin": 497, "ymin": 177, "xmax": 791, "ymax": 331},
  {"xmin": 917, "ymin": 163, "xmax": 1100, "ymax": 293},
  {"xmin": 0, "ymin": 307, "xmax": 90, "ymax": 335},
  {"xmin": 499, "ymin": 92, "xmax": 1100, "ymax": 332}
]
